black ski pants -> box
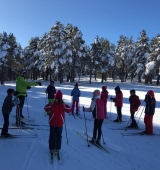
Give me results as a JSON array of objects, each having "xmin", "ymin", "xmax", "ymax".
[
  {"xmin": 16, "ymin": 96, "xmax": 25, "ymax": 120},
  {"xmin": 49, "ymin": 126, "xmax": 62, "ymax": 150},
  {"xmin": 1, "ymin": 113, "xmax": 9, "ymax": 135},
  {"xmin": 93, "ymin": 119, "xmax": 104, "ymax": 140},
  {"xmin": 130, "ymin": 111, "xmax": 135, "ymax": 120},
  {"xmin": 117, "ymin": 107, "xmax": 122, "ymax": 120}
]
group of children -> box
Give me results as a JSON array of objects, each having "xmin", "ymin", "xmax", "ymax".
[{"xmin": 1, "ymin": 81, "xmax": 156, "ymax": 156}]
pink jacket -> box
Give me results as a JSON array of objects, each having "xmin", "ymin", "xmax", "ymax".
[{"xmin": 90, "ymin": 96, "xmax": 105, "ymax": 119}]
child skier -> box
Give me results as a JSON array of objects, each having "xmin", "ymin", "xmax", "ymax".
[
  {"xmin": 44, "ymin": 90, "xmax": 71, "ymax": 156},
  {"xmin": 141, "ymin": 90, "xmax": 156, "ymax": 135},
  {"xmin": 83, "ymin": 89, "xmax": 105, "ymax": 145},
  {"xmin": 127, "ymin": 89, "xmax": 141, "ymax": 128},
  {"xmin": 110, "ymin": 85, "xmax": 123, "ymax": 122},
  {"xmin": 71, "ymin": 83, "xmax": 81, "ymax": 115},
  {"xmin": 45, "ymin": 80, "xmax": 56, "ymax": 103},
  {"xmin": 101, "ymin": 86, "xmax": 108, "ymax": 118},
  {"xmin": 1, "ymin": 89, "xmax": 20, "ymax": 138}
]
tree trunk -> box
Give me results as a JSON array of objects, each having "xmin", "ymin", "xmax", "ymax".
[
  {"xmin": 1, "ymin": 64, "xmax": 4, "ymax": 85},
  {"xmin": 156, "ymin": 65, "xmax": 160, "ymax": 85},
  {"xmin": 94, "ymin": 71, "xmax": 97, "ymax": 80},
  {"xmin": 101, "ymin": 72, "xmax": 104, "ymax": 83},
  {"xmin": 49, "ymin": 68, "xmax": 52, "ymax": 81},
  {"xmin": 89, "ymin": 68, "xmax": 92, "ymax": 84},
  {"xmin": 33, "ymin": 68, "xmax": 36, "ymax": 80},
  {"xmin": 42, "ymin": 71, "xmax": 44, "ymax": 80},
  {"xmin": 45, "ymin": 68, "xmax": 49, "ymax": 81},
  {"xmin": 156, "ymin": 75, "xmax": 160, "ymax": 85},
  {"xmin": 131, "ymin": 72, "xmax": 134, "ymax": 82},
  {"xmin": 67, "ymin": 73, "xmax": 71, "ymax": 82},
  {"xmin": 9, "ymin": 67, "xmax": 12, "ymax": 80}
]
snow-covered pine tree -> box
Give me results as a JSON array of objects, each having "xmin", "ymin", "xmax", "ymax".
[
  {"xmin": 23, "ymin": 36, "xmax": 41, "ymax": 80},
  {"xmin": 146, "ymin": 34, "xmax": 160, "ymax": 85},
  {"xmin": 98, "ymin": 37, "xmax": 114, "ymax": 83},
  {"xmin": 0, "ymin": 32, "xmax": 22, "ymax": 84},
  {"xmin": 90, "ymin": 36, "xmax": 101, "ymax": 81},
  {"xmin": 64, "ymin": 24, "xmax": 86, "ymax": 82},
  {"xmin": 133, "ymin": 30, "xmax": 150, "ymax": 82},
  {"xmin": 115, "ymin": 36, "xmax": 134, "ymax": 82}
]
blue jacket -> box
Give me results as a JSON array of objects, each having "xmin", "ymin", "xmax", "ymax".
[
  {"xmin": 145, "ymin": 98, "xmax": 156, "ymax": 115},
  {"xmin": 71, "ymin": 88, "xmax": 81, "ymax": 101}
]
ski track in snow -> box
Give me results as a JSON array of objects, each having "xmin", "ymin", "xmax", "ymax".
[{"xmin": 1, "ymin": 80, "xmax": 160, "ymax": 170}]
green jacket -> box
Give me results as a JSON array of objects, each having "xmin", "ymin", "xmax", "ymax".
[{"xmin": 16, "ymin": 76, "xmax": 38, "ymax": 96}]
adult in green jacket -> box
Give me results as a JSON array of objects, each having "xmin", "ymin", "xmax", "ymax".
[{"xmin": 16, "ymin": 70, "xmax": 42, "ymax": 125}]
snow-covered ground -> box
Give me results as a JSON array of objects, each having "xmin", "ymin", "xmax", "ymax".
[{"xmin": 0, "ymin": 78, "xmax": 160, "ymax": 170}]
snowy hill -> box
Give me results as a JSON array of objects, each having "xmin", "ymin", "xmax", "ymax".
[{"xmin": 0, "ymin": 79, "xmax": 160, "ymax": 170}]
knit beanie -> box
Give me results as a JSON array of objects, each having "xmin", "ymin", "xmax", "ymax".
[
  {"xmin": 93, "ymin": 89, "xmax": 100, "ymax": 96},
  {"xmin": 115, "ymin": 86, "xmax": 120, "ymax": 91},
  {"xmin": 75, "ymin": 83, "xmax": 78, "ymax": 87},
  {"xmin": 55, "ymin": 90, "xmax": 63, "ymax": 99}
]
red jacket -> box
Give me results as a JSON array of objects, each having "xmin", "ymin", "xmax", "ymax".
[
  {"xmin": 101, "ymin": 90, "xmax": 108, "ymax": 103},
  {"xmin": 90, "ymin": 96, "xmax": 106, "ymax": 119},
  {"xmin": 129, "ymin": 95, "xmax": 141, "ymax": 111},
  {"xmin": 114, "ymin": 91, "xmax": 123, "ymax": 107},
  {"xmin": 44, "ymin": 101, "xmax": 71, "ymax": 127}
]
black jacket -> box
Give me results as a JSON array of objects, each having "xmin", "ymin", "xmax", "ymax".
[
  {"xmin": 46, "ymin": 85, "xmax": 56, "ymax": 99},
  {"xmin": 2, "ymin": 95, "xmax": 15, "ymax": 114},
  {"xmin": 145, "ymin": 97, "xmax": 156, "ymax": 115}
]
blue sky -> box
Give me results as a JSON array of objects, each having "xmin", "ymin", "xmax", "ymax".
[{"xmin": 0, "ymin": 0, "xmax": 160, "ymax": 48}]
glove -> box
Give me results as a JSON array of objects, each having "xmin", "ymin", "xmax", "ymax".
[
  {"xmin": 15, "ymin": 100, "xmax": 20, "ymax": 105},
  {"xmin": 27, "ymin": 86, "xmax": 31, "ymax": 89},
  {"xmin": 110, "ymin": 97, "xmax": 113, "ymax": 100},
  {"xmin": 37, "ymin": 82, "xmax": 42, "ymax": 86},
  {"xmin": 13, "ymin": 97, "xmax": 20, "ymax": 105}
]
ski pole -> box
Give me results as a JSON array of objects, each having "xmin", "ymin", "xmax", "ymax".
[
  {"xmin": 136, "ymin": 106, "xmax": 145, "ymax": 125},
  {"xmin": 125, "ymin": 100, "xmax": 145, "ymax": 131},
  {"xmin": 101, "ymin": 131, "xmax": 106, "ymax": 145},
  {"xmin": 45, "ymin": 93, "xmax": 47, "ymax": 105},
  {"xmin": 134, "ymin": 100, "xmax": 145, "ymax": 119},
  {"xmin": 125, "ymin": 118, "xmax": 131, "ymax": 131},
  {"xmin": 64, "ymin": 117, "xmax": 69, "ymax": 144},
  {"xmin": 26, "ymin": 95, "xmax": 30, "ymax": 118},
  {"xmin": 109, "ymin": 100, "xmax": 112, "ymax": 121},
  {"xmin": 17, "ymin": 103, "xmax": 22, "ymax": 131},
  {"xmin": 83, "ymin": 109, "xmax": 91, "ymax": 147}
]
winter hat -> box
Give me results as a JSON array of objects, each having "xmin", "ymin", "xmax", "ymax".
[
  {"xmin": 130, "ymin": 89, "xmax": 135, "ymax": 94},
  {"xmin": 102, "ymin": 86, "xmax": 107, "ymax": 90},
  {"xmin": 7, "ymin": 88, "xmax": 15, "ymax": 95},
  {"xmin": 115, "ymin": 86, "xmax": 120, "ymax": 91},
  {"xmin": 50, "ymin": 80, "xmax": 54, "ymax": 84},
  {"xmin": 147, "ymin": 90, "xmax": 155, "ymax": 98},
  {"xmin": 93, "ymin": 89, "xmax": 101, "ymax": 96},
  {"xmin": 75, "ymin": 83, "xmax": 78, "ymax": 87},
  {"xmin": 55, "ymin": 90, "xmax": 63, "ymax": 99}
]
